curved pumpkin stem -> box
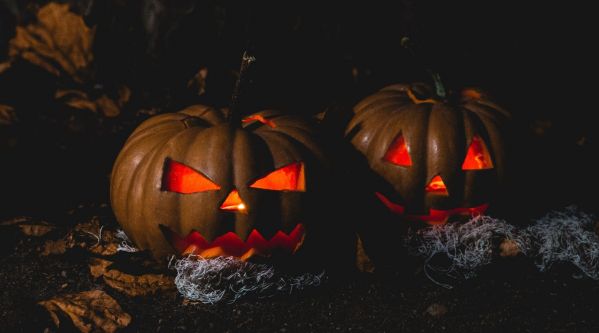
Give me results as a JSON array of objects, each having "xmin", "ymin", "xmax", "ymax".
[
  {"xmin": 400, "ymin": 37, "xmax": 447, "ymax": 99},
  {"xmin": 229, "ymin": 51, "xmax": 256, "ymax": 125}
]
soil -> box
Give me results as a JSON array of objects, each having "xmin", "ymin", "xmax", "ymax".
[{"xmin": 1, "ymin": 205, "xmax": 599, "ymax": 333}]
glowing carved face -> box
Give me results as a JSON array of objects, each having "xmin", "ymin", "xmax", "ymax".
[
  {"xmin": 161, "ymin": 159, "xmax": 307, "ymax": 259},
  {"xmin": 345, "ymin": 84, "xmax": 508, "ymax": 226},
  {"xmin": 376, "ymin": 133, "xmax": 494, "ymax": 225}
]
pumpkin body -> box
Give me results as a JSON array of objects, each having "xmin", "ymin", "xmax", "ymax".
[
  {"xmin": 111, "ymin": 105, "xmax": 328, "ymax": 261},
  {"xmin": 345, "ymin": 83, "xmax": 510, "ymax": 225}
]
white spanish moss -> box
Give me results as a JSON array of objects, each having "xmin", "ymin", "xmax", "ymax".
[{"xmin": 173, "ymin": 255, "xmax": 325, "ymax": 304}]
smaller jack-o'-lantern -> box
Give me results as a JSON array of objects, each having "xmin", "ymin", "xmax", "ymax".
[{"xmin": 346, "ymin": 82, "xmax": 510, "ymax": 225}]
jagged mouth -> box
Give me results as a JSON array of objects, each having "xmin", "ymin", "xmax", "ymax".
[
  {"xmin": 375, "ymin": 192, "xmax": 489, "ymax": 225},
  {"xmin": 160, "ymin": 224, "xmax": 305, "ymax": 261}
]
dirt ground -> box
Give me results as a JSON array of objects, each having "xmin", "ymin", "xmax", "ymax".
[{"xmin": 1, "ymin": 205, "xmax": 598, "ymax": 333}]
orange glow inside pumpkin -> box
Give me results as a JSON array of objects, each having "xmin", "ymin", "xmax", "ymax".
[
  {"xmin": 242, "ymin": 114, "xmax": 277, "ymax": 128},
  {"xmin": 165, "ymin": 224, "xmax": 305, "ymax": 260},
  {"xmin": 462, "ymin": 136, "xmax": 494, "ymax": 170},
  {"xmin": 425, "ymin": 175, "xmax": 448, "ymax": 195},
  {"xmin": 384, "ymin": 134, "xmax": 412, "ymax": 167},
  {"xmin": 163, "ymin": 159, "xmax": 221, "ymax": 194},
  {"xmin": 250, "ymin": 162, "xmax": 306, "ymax": 191},
  {"xmin": 220, "ymin": 189, "xmax": 247, "ymax": 213}
]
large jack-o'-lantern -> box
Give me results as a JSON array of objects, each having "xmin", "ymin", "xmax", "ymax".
[
  {"xmin": 111, "ymin": 54, "xmax": 328, "ymax": 261},
  {"xmin": 345, "ymin": 82, "xmax": 510, "ymax": 225}
]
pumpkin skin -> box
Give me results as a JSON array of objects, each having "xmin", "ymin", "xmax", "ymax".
[
  {"xmin": 111, "ymin": 105, "xmax": 328, "ymax": 261},
  {"xmin": 345, "ymin": 83, "xmax": 510, "ymax": 225}
]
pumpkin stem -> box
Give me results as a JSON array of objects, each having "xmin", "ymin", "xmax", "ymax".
[
  {"xmin": 400, "ymin": 37, "xmax": 447, "ymax": 99},
  {"xmin": 229, "ymin": 51, "xmax": 256, "ymax": 125}
]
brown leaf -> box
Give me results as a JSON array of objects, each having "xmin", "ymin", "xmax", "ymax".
[
  {"xmin": 187, "ymin": 67, "xmax": 208, "ymax": 96},
  {"xmin": 89, "ymin": 258, "xmax": 113, "ymax": 279},
  {"xmin": 117, "ymin": 85, "xmax": 131, "ymax": 107},
  {"xmin": 39, "ymin": 290, "xmax": 131, "ymax": 333},
  {"xmin": 56, "ymin": 88, "xmax": 126, "ymax": 117},
  {"xmin": 499, "ymin": 239, "xmax": 521, "ymax": 257},
  {"xmin": 0, "ymin": 216, "xmax": 32, "ymax": 226},
  {"xmin": 19, "ymin": 221, "xmax": 55, "ymax": 237},
  {"xmin": 9, "ymin": 3, "xmax": 95, "ymax": 83},
  {"xmin": 89, "ymin": 258, "xmax": 175, "ymax": 297},
  {"xmin": 96, "ymin": 95, "xmax": 120, "ymax": 117},
  {"xmin": 356, "ymin": 235, "xmax": 375, "ymax": 273},
  {"xmin": 425, "ymin": 303, "xmax": 448, "ymax": 318},
  {"xmin": 0, "ymin": 61, "xmax": 10, "ymax": 74},
  {"xmin": 0, "ymin": 104, "xmax": 17, "ymax": 125},
  {"xmin": 42, "ymin": 239, "xmax": 70, "ymax": 256}
]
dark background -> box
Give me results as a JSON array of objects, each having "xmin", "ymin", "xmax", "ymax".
[{"xmin": 0, "ymin": 0, "xmax": 596, "ymax": 220}]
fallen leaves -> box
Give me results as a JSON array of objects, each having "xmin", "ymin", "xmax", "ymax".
[
  {"xmin": 0, "ymin": 61, "xmax": 10, "ymax": 74},
  {"xmin": 56, "ymin": 86, "xmax": 131, "ymax": 117},
  {"xmin": 42, "ymin": 239, "xmax": 71, "ymax": 256},
  {"xmin": 89, "ymin": 258, "xmax": 175, "ymax": 297},
  {"xmin": 39, "ymin": 290, "xmax": 131, "ymax": 333},
  {"xmin": 0, "ymin": 104, "xmax": 17, "ymax": 125},
  {"xmin": 425, "ymin": 303, "xmax": 448, "ymax": 318},
  {"xmin": 187, "ymin": 67, "xmax": 208, "ymax": 96},
  {"xmin": 19, "ymin": 221, "xmax": 55, "ymax": 237},
  {"xmin": 8, "ymin": 3, "xmax": 95, "ymax": 83},
  {"xmin": 499, "ymin": 239, "xmax": 522, "ymax": 257},
  {"xmin": 356, "ymin": 236, "xmax": 375, "ymax": 273},
  {"xmin": 39, "ymin": 216, "xmax": 130, "ymax": 256}
]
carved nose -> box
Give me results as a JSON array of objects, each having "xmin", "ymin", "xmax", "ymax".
[
  {"xmin": 425, "ymin": 175, "xmax": 448, "ymax": 195},
  {"xmin": 220, "ymin": 189, "xmax": 247, "ymax": 213}
]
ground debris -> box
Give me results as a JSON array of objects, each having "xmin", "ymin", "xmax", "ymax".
[
  {"xmin": 38, "ymin": 290, "xmax": 131, "ymax": 333},
  {"xmin": 8, "ymin": 2, "xmax": 95, "ymax": 83},
  {"xmin": 89, "ymin": 258, "xmax": 175, "ymax": 297}
]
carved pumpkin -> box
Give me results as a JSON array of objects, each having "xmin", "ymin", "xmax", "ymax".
[
  {"xmin": 345, "ymin": 83, "xmax": 510, "ymax": 225},
  {"xmin": 110, "ymin": 106, "xmax": 328, "ymax": 261}
]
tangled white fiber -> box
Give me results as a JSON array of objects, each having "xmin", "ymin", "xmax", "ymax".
[
  {"xmin": 528, "ymin": 206, "xmax": 599, "ymax": 279},
  {"xmin": 115, "ymin": 229, "xmax": 139, "ymax": 253},
  {"xmin": 173, "ymin": 255, "xmax": 325, "ymax": 304},
  {"xmin": 409, "ymin": 206, "xmax": 599, "ymax": 287},
  {"xmin": 408, "ymin": 215, "xmax": 528, "ymax": 288}
]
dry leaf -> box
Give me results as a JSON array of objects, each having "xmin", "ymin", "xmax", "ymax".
[
  {"xmin": 95, "ymin": 95, "xmax": 120, "ymax": 117},
  {"xmin": 39, "ymin": 290, "xmax": 131, "ymax": 333},
  {"xmin": 42, "ymin": 239, "xmax": 71, "ymax": 255},
  {"xmin": 0, "ymin": 216, "xmax": 32, "ymax": 226},
  {"xmin": 19, "ymin": 221, "xmax": 55, "ymax": 236},
  {"xmin": 9, "ymin": 3, "xmax": 95, "ymax": 83},
  {"xmin": 356, "ymin": 236, "xmax": 375, "ymax": 273},
  {"xmin": 55, "ymin": 87, "xmax": 129, "ymax": 117},
  {"xmin": 89, "ymin": 258, "xmax": 113, "ymax": 279},
  {"xmin": 0, "ymin": 61, "xmax": 10, "ymax": 74},
  {"xmin": 187, "ymin": 67, "xmax": 208, "ymax": 96},
  {"xmin": 425, "ymin": 303, "xmax": 448, "ymax": 318},
  {"xmin": 499, "ymin": 239, "xmax": 521, "ymax": 257},
  {"xmin": 89, "ymin": 258, "xmax": 175, "ymax": 297},
  {"xmin": 117, "ymin": 86, "xmax": 131, "ymax": 107},
  {"xmin": 0, "ymin": 105, "xmax": 17, "ymax": 125}
]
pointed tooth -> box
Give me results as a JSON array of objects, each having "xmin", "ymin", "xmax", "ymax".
[
  {"xmin": 200, "ymin": 247, "xmax": 226, "ymax": 258},
  {"xmin": 240, "ymin": 248, "xmax": 258, "ymax": 261},
  {"xmin": 182, "ymin": 244, "xmax": 199, "ymax": 256}
]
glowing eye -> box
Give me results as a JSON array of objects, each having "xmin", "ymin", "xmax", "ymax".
[
  {"xmin": 249, "ymin": 162, "xmax": 306, "ymax": 192},
  {"xmin": 162, "ymin": 159, "xmax": 221, "ymax": 194},
  {"xmin": 384, "ymin": 134, "xmax": 412, "ymax": 167},
  {"xmin": 462, "ymin": 136, "xmax": 494, "ymax": 170}
]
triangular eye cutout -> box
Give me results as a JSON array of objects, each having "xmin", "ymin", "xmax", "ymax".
[
  {"xmin": 462, "ymin": 136, "xmax": 494, "ymax": 170},
  {"xmin": 250, "ymin": 162, "xmax": 306, "ymax": 192},
  {"xmin": 384, "ymin": 134, "xmax": 412, "ymax": 167},
  {"xmin": 163, "ymin": 159, "xmax": 221, "ymax": 194}
]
